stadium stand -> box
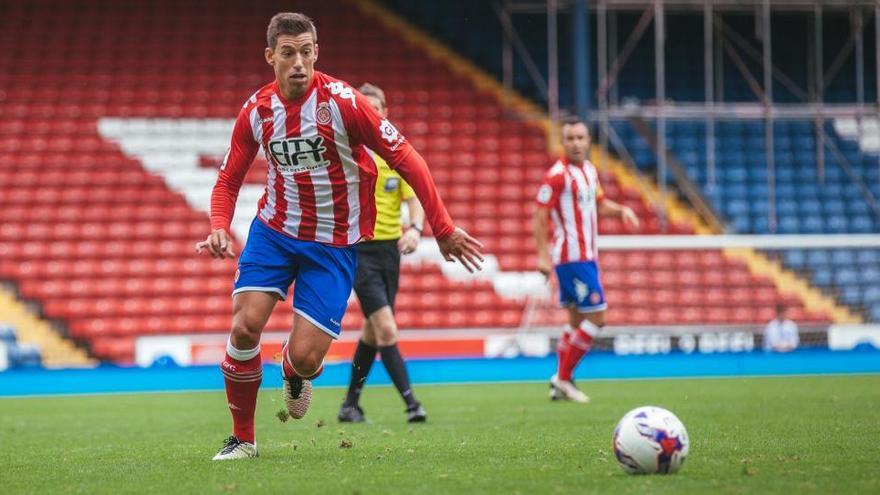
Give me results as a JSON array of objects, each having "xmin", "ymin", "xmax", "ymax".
[{"xmin": 0, "ymin": 0, "xmax": 844, "ymax": 363}]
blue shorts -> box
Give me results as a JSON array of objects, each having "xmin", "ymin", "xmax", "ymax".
[
  {"xmin": 233, "ymin": 218, "xmax": 357, "ymax": 338},
  {"xmin": 555, "ymin": 261, "xmax": 607, "ymax": 313}
]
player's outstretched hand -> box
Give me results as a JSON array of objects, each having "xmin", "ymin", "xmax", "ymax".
[
  {"xmin": 621, "ymin": 206, "xmax": 641, "ymax": 231},
  {"xmin": 437, "ymin": 227, "xmax": 484, "ymax": 273},
  {"xmin": 195, "ymin": 229, "xmax": 236, "ymax": 259}
]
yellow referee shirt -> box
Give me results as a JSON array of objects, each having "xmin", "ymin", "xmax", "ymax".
[{"xmin": 370, "ymin": 150, "xmax": 415, "ymax": 241}]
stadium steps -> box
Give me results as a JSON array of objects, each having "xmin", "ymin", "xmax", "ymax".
[
  {"xmin": 723, "ymin": 248, "xmax": 862, "ymax": 324},
  {"xmin": 355, "ymin": 0, "xmax": 834, "ymax": 329},
  {"xmin": 0, "ymin": 286, "xmax": 93, "ymax": 367}
]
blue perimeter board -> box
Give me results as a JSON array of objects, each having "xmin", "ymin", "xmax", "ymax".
[{"xmin": 1, "ymin": 348, "xmax": 879, "ymax": 398}]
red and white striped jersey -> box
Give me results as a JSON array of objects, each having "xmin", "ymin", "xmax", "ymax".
[
  {"xmin": 535, "ymin": 159, "xmax": 605, "ymax": 265},
  {"xmin": 211, "ymin": 71, "xmax": 453, "ymax": 245}
]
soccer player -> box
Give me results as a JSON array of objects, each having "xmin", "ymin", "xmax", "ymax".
[
  {"xmin": 196, "ymin": 12, "xmax": 483, "ymax": 460},
  {"xmin": 533, "ymin": 117, "xmax": 639, "ymax": 403},
  {"xmin": 338, "ymin": 83, "xmax": 426, "ymax": 424}
]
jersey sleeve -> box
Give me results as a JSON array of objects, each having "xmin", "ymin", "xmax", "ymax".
[
  {"xmin": 340, "ymin": 88, "xmax": 454, "ymax": 239},
  {"xmin": 210, "ymin": 104, "xmax": 260, "ymax": 232},
  {"xmin": 535, "ymin": 170, "xmax": 563, "ymax": 209}
]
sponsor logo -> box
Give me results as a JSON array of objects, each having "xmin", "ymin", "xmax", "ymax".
[
  {"xmin": 258, "ymin": 116, "xmax": 275, "ymax": 125},
  {"xmin": 233, "ymin": 269, "xmax": 240, "ymax": 283},
  {"xmin": 324, "ymin": 81, "xmax": 357, "ymax": 108},
  {"xmin": 384, "ymin": 176, "xmax": 399, "ymax": 192},
  {"xmin": 379, "ymin": 119, "xmax": 406, "ymax": 150},
  {"xmin": 590, "ymin": 292, "xmax": 602, "ymax": 305},
  {"xmin": 267, "ymin": 136, "xmax": 330, "ymax": 174},
  {"xmin": 316, "ymin": 102, "xmax": 332, "ymax": 125},
  {"xmin": 220, "ymin": 150, "xmax": 231, "ymax": 171},
  {"xmin": 329, "ymin": 318, "xmax": 341, "ymax": 327}
]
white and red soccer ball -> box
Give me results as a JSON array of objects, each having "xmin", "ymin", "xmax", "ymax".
[{"xmin": 612, "ymin": 406, "xmax": 689, "ymax": 475}]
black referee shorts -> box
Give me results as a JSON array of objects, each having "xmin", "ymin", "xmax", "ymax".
[{"xmin": 353, "ymin": 239, "xmax": 401, "ymax": 318}]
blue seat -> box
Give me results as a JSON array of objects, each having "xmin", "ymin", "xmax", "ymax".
[
  {"xmin": 801, "ymin": 215, "xmax": 825, "ymax": 233},
  {"xmin": 750, "ymin": 199, "xmax": 770, "ymax": 214},
  {"xmin": 840, "ymin": 286, "xmax": 862, "ymax": 305},
  {"xmin": 863, "ymin": 286, "xmax": 880, "ymax": 304},
  {"xmin": 797, "ymin": 184, "xmax": 820, "ymax": 198},
  {"xmin": 783, "ymin": 249, "xmax": 806, "ymax": 269},
  {"xmin": 776, "ymin": 167, "xmax": 796, "ymax": 183},
  {"xmin": 726, "ymin": 199, "xmax": 750, "ymax": 216},
  {"xmin": 851, "ymin": 216, "xmax": 875, "ymax": 233},
  {"xmin": 775, "ymin": 153, "xmax": 793, "ymax": 167},
  {"xmin": 744, "ymin": 121, "xmax": 764, "ymax": 136},
  {"xmin": 778, "ymin": 215, "xmax": 801, "ymax": 234},
  {"xmin": 830, "ymin": 249, "xmax": 855, "ymax": 266},
  {"xmin": 862, "ymin": 267, "xmax": 880, "ymax": 284},
  {"xmin": 752, "ymin": 215, "xmax": 771, "ymax": 234},
  {"xmin": 724, "ymin": 167, "xmax": 749, "ymax": 183},
  {"xmin": 800, "ymin": 200, "xmax": 822, "ymax": 215},
  {"xmin": 856, "ymin": 250, "xmax": 880, "ymax": 265},
  {"xmin": 870, "ymin": 305, "xmax": 880, "ymax": 322},
  {"xmin": 749, "ymin": 184, "xmax": 770, "ymax": 199},
  {"xmin": 795, "ymin": 166, "xmax": 818, "ymax": 182},
  {"xmin": 806, "ymin": 249, "xmax": 831, "ymax": 266},
  {"xmin": 826, "ymin": 215, "xmax": 848, "ymax": 233},
  {"xmin": 847, "ymin": 201, "xmax": 871, "ymax": 215},
  {"xmin": 812, "ymin": 267, "xmax": 834, "ymax": 286},
  {"xmin": 834, "ymin": 267, "xmax": 860, "ymax": 286},
  {"xmin": 745, "ymin": 136, "xmax": 766, "ymax": 151},
  {"xmin": 724, "ymin": 184, "xmax": 749, "ymax": 200},
  {"xmin": 731, "ymin": 216, "xmax": 751, "ymax": 233},
  {"xmin": 776, "ymin": 184, "xmax": 798, "ymax": 199},
  {"xmin": 776, "ymin": 200, "xmax": 798, "ymax": 215},
  {"xmin": 824, "ymin": 199, "xmax": 845, "ymax": 214}
]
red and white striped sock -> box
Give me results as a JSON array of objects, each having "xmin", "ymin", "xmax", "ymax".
[
  {"xmin": 561, "ymin": 320, "xmax": 597, "ymax": 381},
  {"xmin": 220, "ymin": 339, "xmax": 262, "ymax": 444},
  {"xmin": 556, "ymin": 329, "xmax": 574, "ymax": 380}
]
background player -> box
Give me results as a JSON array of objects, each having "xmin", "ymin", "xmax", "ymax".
[
  {"xmin": 338, "ymin": 83, "xmax": 427, "ymax": 424},
  {"xmin": 196, "ymin": 12, "xmax": 483, "ymax": 460},
  {"xmin": 533, "ymin": 117, "xmax": 639, "ymax": 403}
]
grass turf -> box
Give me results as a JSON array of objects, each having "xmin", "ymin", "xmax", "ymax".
[{"xmin": 0, "ymin": 375, "xmax": 878, "ymax": 494}]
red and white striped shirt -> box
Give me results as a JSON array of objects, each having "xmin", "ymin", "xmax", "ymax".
[
  {"xmin": 535, "ymin": 159, "xmax": 605, "ymax": 264},
  {"xmin": 211, "ymin": 71, "xmax": 453, "ymax": 245}
]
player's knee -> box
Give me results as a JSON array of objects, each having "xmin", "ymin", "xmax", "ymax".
[
  {"xmin": 229, "ymin": 319, "xmax": 262, "ymax": 349},
  {"xmin": 289, "ymin": 347, "xmax": 323, "ymax": 377}
]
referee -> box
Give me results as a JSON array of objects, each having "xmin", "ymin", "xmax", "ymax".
[{"xmin": 339, "ymin": 83, "xmax": 427, "ymax": 423}]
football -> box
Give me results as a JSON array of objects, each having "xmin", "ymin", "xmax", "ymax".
[{"xmin": 612, "ymin": 406, "xmax": 689, "ymax": 475}]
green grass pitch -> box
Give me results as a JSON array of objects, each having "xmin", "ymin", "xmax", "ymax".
[{"xmin": 1, "ymin": 375, "xmax": 878, "ymax": 494}]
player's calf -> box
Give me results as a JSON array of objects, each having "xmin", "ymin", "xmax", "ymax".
[{"xmin": 281, "ymin": 341, "xmax": 324, "ymax": 420}]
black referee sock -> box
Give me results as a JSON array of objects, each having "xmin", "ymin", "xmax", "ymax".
[
  {"xmin": 343, "ymin": 340, "xmax": 378, "ymax": 407},
  {"xmin": 379, "ymin": 344, "xmax": 419, "ymax": 409}
]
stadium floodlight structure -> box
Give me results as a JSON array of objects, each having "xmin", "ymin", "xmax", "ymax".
[{"xmin": 497, "ymin": 0, "xmax": 880, "ymax": 233}]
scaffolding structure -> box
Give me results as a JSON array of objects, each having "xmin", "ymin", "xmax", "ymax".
[{"xmin": 495, "ymin": 0, "xmax": 880, "ymax": 232}]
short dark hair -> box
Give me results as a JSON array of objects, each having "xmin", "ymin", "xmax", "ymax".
[
  {"xmin": 358, "ymin": 82, "xmax": 386, "ymax": 108},
  {"xmin": 267, "ymin": 12, "xmax": 317, "ymax": 49},
  {"xmin": 559, "ymin": 115, "xmax": 587, "ymax": 129}
]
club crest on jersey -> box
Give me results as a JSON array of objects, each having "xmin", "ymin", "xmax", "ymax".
[
  {"xmin": 316, "ymin": 102, "xmax": 332, "ymax": 125},
  {"xmin": 267, "ymin": 136, "xmax": 330, "ymax": 174}
]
